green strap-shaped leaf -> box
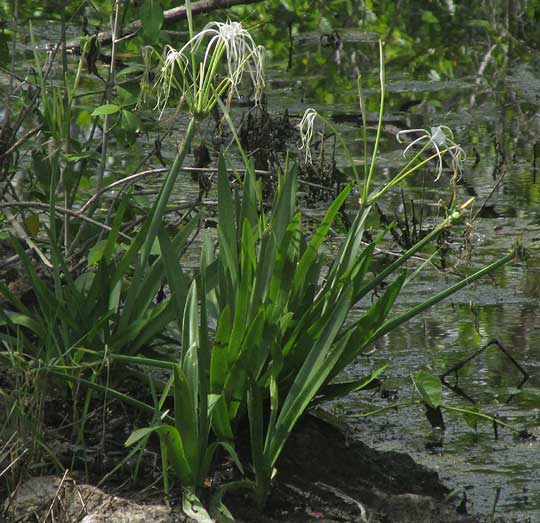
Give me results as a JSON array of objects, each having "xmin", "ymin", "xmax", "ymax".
[
  {"xmin": 248, "ymin": 229, "xmax": 276, "ymax": 323},
  {"xmin": 208, "ymin": 394, "xmax": 234, "ymax": 441},
  {"xmin": 330, "ymin": 271, "xmax": 406, "ymax": 379},
  {"xmin": 158, "ymin": 227, "xmax": 190, "ymax": 333},
  {"xmin": 365, "ymin": 250, "xmax": 515, "ymax": 347},
  {"xmin": 181, "ymin": 282, "xmax": 200, "ymax": 401},
  {"xmin": 172, "ymin": 364, "xmax": 199, "ymax": 482},
  {"xmin": 182, "ymin": 488, "xmax": 214, "ymax": 523},
  {"xmin": 217, "ymin": 153, "xmax": 239, "ymax": 290},
  {"xmin": 292, "ymin": 183, "xmax": 352, "ymax": 303},
  {"xmin": 268, "ymin": 286, "xmax": 353, "ymax": 465},
  {"xmin": 246, "ymin": 375, "xmax": 271, "ymax": 505},
  {"xmin": 265, "ymin": 217, "xmax": 300, "ymax": 326},
  {"xmin": 226, "ymin": 221, "xmax": 255, "ymax": 362},
  {"xmin": 269, "ymin": 161, "xmax": 298, "ymax": 244},
  {"xmin": 240, "ymin": 161, "xmax": 259, "ymax": 230},
  {"xmin": 126, "ymin": 215, "xmax": 199, "ymax": 330},
  {"xmin": 11, "ymin": 240, "xmax": 55, "ymax": 315},
  {"xmin": 0, "ymin": 311, "xmax": 46, "ymax": 340},
  {"xmin": 325, "ymin": 206, "xmax": 370, "ymax": 288},
  {"xmin": 112, "ymin": 300, "xmax": 174, "ymax": 353},
  {"xmin": 412, "ymin": 370, "xmax": 442, "ymax": 408},
  {"xmin": 127, "ymin": 425, "xmax": 193, "ymax": 485},
  {"xmin": 315, "ymin": 363, "xmax": 388, "ymax": 404},
  {"xmin": 210, "ymin": 306, "xmax": 232, "ymax": 393},
  {"xmin": 240, "ymin": 218, "xmax": 257, "ymax": 278},
  {"xmin": 222, "ymin": 309, "xmax": 266, "ymax": 420}
]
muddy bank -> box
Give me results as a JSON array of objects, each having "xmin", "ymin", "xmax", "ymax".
[
  {"xmin": 226, "ymin": 415, "xmax": 485, "ymax": 523},
  {"xmin": 3, "ymin": 415, "xmax": 497, "ymax": 523}
]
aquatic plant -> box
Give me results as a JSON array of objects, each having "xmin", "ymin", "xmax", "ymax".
[
  {"xmin": 111, "ymin": 37, "xmax": 521, "ymax": 517},
  {"xmin": 125, "ymin": 147, "xmax": 515, "ymax": 516}
]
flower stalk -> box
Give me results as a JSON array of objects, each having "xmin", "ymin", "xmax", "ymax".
[
  {"xmin": 138, "ymin": 20, "xmax": 265, "ymax": 268},
  {"xmin": 139, "ymin": 116, "xmax": 197, "ymax": 268}
]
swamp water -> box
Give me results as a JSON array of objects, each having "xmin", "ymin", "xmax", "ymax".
[
  {"xmin": 289, "ymin": 26, "xmax": 540, "ymax": 523},
  {"xmin": 2, "ymin": 3, "xmax": 540, "ymax": 521}
]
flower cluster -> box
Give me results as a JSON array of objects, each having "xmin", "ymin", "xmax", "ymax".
[
  {"xmin": 297, "ymin": 108, "xmax": 318, "ymax": 164},
  {"xmin": 396, "ymin": 125, "xmax": 466, "ymax": 180},
  {"xmin": 154, "ymin": 21, "xmax": 265, "ymax": 117}
]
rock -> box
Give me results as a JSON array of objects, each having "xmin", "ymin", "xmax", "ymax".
[{"xmin": 2, "ymin": 475, "xmax": 173, "ymax": 523}]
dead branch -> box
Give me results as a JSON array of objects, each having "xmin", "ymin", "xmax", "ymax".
[{"xmin": 63, "ymin": 0, "xmax": 263, "ymax": 51}]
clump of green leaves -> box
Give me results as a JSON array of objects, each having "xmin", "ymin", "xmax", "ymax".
[
  {"xmin": 122, "ymin": 146, "xmax": 515, "ymax": 514},
  {"xmin": 0, "ymin": 198, "xmax": 201, "ymax": 379}
]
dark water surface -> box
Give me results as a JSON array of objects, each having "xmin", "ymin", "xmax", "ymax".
[
  {"xmin": 3, "ymin": 3, "xmax": 540, "ymax": 521},
  {"xmin": 288, "ymin": 22, "xmax": 540, "ymax": 522}
]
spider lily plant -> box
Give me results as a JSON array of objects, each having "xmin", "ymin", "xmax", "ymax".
[
  {"xmin": 202, "ymin": 158, "xmax": 514, "ymax": 509},
  {"xmin": 128, "ymin": 150, "xmax": 515, "ymax": 514},
  {"xmin": 139, "ymin": 19, "xmax": 264, "ymax": 269},
  {"xmin": 121, "ymin": 41, "xmax": 518, "ymax": 515}
]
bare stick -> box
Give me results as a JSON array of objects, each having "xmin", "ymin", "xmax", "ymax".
[
  {"xmin": 79, "ymin": 165, "xmax": 271, "ymax": 214},
  {"xmin": 0, "ymin": 201, "xmax": 132, "ymax": 240},
  {"xmin": 2, "ymin": 197, "xmax": 52, "ymax": 267}
]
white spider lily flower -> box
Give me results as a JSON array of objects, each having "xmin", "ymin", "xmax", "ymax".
[
  {"xmin": 298, "ymin": 108, "xmax": 318, "ymax": 164},
  {"xmin": 396, "ymin": 125, "xmax": 466, "ymax": 180},
  {"xmin": 191, "ymin": 21, "xmax": 257, "ymax": 92},
  {"xmin": 136, "ymin": 46, "xmax": 156, "ymax": 110},
  {"xmin": 155, "ymin": 20, "xmax": 264, "ymax": 116},
  {"xmin": 155, "ymin": 45, "xmax": 190, "ymax": 114},
  {"xmin": 250, "ymin": 45, "xmax": 266, "ymax": 105}
]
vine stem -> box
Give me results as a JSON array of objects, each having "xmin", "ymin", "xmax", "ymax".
[{"xmin": 94, "ymin": 0, "xmax": 122, "ymax": 197}]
